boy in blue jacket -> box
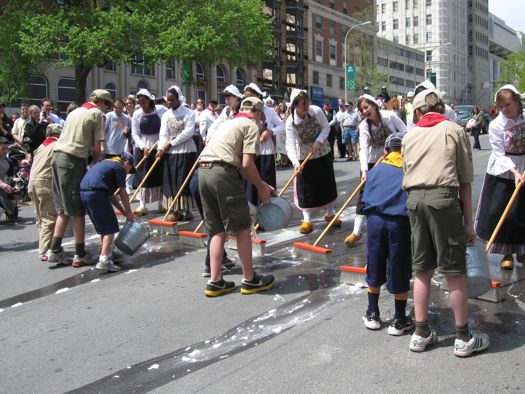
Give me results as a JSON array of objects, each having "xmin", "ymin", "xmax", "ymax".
[{"xmin": 361, "ymin": 132, "xmax": 413, "ymax": 335}]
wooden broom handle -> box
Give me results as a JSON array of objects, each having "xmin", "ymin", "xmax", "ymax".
[
  {"xmin": 313, "ymin": 154, "xmax": 387, "ymax": 247},
  {"xmin": 485, "ymin": 170, "xmax": 525, "ymax": 252},
  {"xmin": 129, "ymin": 156, "xmax": 161, "ymax": 203},
  {"xmin": 163, "ymin": 154, "xmax": 202, "ymax": 221},
  {"xmin": 194, "ymin": 220, "xmax": 204, "ymax": 233},
  {"xmin": 113, "ymin": 141, "xmax": 158, "ymax": 196}
]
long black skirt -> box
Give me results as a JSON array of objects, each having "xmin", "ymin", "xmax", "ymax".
[
  {"xmin": 356, "ymin": 162, "xmax": 376, "ymax": 215},
  {"xmin": 133, "ymin": 146, "xmax": 164, "ymax": 188},
  {"xmin": 244, "ymin": 154, "xmax": 276, "ymax": 205},
  {"xmin": 476, "ymin": 173, "xmax": 525, "ymax": 245},
  {"xmin": 162, "ymin": 152, "xmax": 198, "ymax": 197},
  {"xmin": 295, "ymin": 153, "xmax": 337, "ymax": 209}
]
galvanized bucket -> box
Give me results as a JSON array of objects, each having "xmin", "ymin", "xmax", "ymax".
[
  {"xmin": 466, "ymin": 242, "xmax": 491, "ymax": 298},
  {"xmin": 256, "ymin": 197, "xmax": 292, "ymax": 231},
  {"xmin": 115, "ymin": 221, "xmax": 151, "ymax": 255}
]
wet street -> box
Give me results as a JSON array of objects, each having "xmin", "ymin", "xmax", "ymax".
[{"xmin": 1, "ymin": 134, "xmax": 524, "ymax": 393}]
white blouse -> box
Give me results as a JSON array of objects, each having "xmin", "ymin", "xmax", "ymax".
[
  {"xmin": 131, "ymin": 105, "xmax": 168, "ymax": 150},
  {"xmin": 206, "ymin": 106, "xmax": 234, "ymax": 143},
  {"xmin": 259, "ymin": 106, "xmax": 285, "ymax": 155},
  {"xmin": 159, "ymin": 105, "xmax": 196, "ymax": 154},
  {"xmin": 359, "ymin": 109, "xmax": 407, "ymax": 171}
]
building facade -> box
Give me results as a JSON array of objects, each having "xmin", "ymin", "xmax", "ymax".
[{"xmin": 467, "ymin": 0, "xmax": 490, "ymax": 108}]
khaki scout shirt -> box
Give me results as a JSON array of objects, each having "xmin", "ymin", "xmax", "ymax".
[
  {"xmin": 53, "ymin": 105, "xmax": 105, "ymax": 159},
  {"xmin": 200, "ymin": 115, "xmax": 259, "ymax": 169},
  {"xmin": 402, "ymin": 117, "xmax": 473, "ymax": 189}
]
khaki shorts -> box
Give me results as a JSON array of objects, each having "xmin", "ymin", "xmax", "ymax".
[
  {"xmin": 52, "ymin": 151, "xmax": 87, "ymax": 217},
  {"xmin": 406, "ymin": 187, "xmax": 466, "ymax": 275},
  {"xmin": 198, "ymin": 165, "xmax": 250, "ymax": 236}
]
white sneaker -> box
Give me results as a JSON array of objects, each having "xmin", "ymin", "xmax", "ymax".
[
  {"xmin": 96, "ymin": 259, "xmax": 121, "ymax": 272},
  {"xmin": 454, "ymin": 331, "xmax": 490, "ymax": 357},
  {"xmin": 362, "ymin": 311, "xmax": 381, "ymax": 330},
  {"xmin": 110, "ymin": 249, "xmax": 124, "ymax": 262},
  {"xmin": 46, "ymin": 250, "xmax": 70, "ymax": 265},
  {"xmin": 72, "ymin": 254, "xmax": 95, "ymax": 267},
  {"xmin": 409, "ymin": 329, "xmax": 438, "ymax": 352}
]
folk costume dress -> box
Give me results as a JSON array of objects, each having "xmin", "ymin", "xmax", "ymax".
[
  {"xmin": 286, "ymin": 105, "xmax": 337, "ymax": 212},
  {"xmin": 476, "ymin": 112, "xmax": 525, "ymax": 255},
  {"xmin": 131, "ymin": 105, "xmax": 168, "ymax": 206},
  {"xmin": 159, "ymin": 104, "xmax": 198, "ymax": 213}
]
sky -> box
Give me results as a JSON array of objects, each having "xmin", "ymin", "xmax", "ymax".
[{"xmin": 489, "ymin": 0, "xmax": 525, "ymax": 33}]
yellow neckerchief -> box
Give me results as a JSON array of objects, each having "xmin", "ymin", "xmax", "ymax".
[
  {"xmin": 382, "ymin": 151, "xmax": 402, "ymax": 168},
  {"xmin": 106, "ymin": 156, "xmax": 124, "ymax": 165}
]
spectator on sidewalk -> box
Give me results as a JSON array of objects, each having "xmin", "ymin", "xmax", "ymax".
[
  {"xmin": 41, "ymin": 98, "xmax": 65, "ymax": 126},
  {"xmin": 23, "ymin": 105, "xmax": 47, "ymax": 156},
  {"xmin": 11, "ymin": 103, "xmax": 30, "ymax": 145},
  {"xmin": 0, "ymin": 137, "xmax": 17, "ymax": 223},
  {"xmin": 104, "ymin": 98, "xmax": 131, "ymax": 158}
]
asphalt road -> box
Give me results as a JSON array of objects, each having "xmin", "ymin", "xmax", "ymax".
[{"xmin": 1, "ymin": 134, "xmax": 524, "ymax": 393}]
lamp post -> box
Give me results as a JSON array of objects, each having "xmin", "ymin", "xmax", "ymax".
[
  {"xmin": 425, "ymin": 42, "xmax": 451, "ymax": 87},
  {"xmin": 344, "ymin": 20, "xmax": 372, "ymax": 103}
]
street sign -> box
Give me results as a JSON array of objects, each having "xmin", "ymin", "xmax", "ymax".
[{"xmin": 346, "ymin": 64, "xmax": 355, "ymax": 91}]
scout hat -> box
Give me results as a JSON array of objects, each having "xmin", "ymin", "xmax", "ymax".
[
  {"xmin": 413, "ymin": 89, "xmax": 442, "ymax": 110},
  {"xmin": 240, "ymin": 97, "xmax": 264, "ymax": 112},
  {"xmin": 120, "ymin": 151, "xmax": 137, "ymax": 173},
  {"xmin": 90, "ymin": 89, "xmax": 112, "ymax": 104}
]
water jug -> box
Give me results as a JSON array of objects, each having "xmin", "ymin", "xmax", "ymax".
[
  {"xmin": 256, "ymin": 197, "xmax": 293, "ymax": 231},
  {"xmin": 466, "ymin": 241, "xmax": 491, "ymax": 298},
  {"xmin": 115, "ymin": 221, "xmax": 150, "ymax": 255}
]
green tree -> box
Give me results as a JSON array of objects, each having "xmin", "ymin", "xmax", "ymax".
[
  {"xmin": 0, "ymin": 0, "xmax": 273, "ymax": 104},
  {"xmin": 500, "ymin": 51, "xmax": 525, "ymax": 93}
]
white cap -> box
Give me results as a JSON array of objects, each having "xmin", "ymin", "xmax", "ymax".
[
  {"xmin": 223, "ymin": 84, "xmax": 243, "ymax": 98},
  {"xmin": 416, "ymin": 80, "xmax": 436, "ymax": 91},
  {"xmin": 244, "ymin": 82, "xmax": 266, "ymax": 98},
  {"xmin": 289, "ymin": 88, "xmax": 307, "ymax": 105},
  {"xmin": 495, "ymin": 84, "xmax": 522, "ymax": 102},
  {"xmin": 167, "ymin": 85, "xmax": 186, "ymax": 104},
  {"xmin": 136, "ymin": 88, "xmax": 154, "ymax": 101},
  {"xmin": 359, "ymin": 94, "xmax": 379, "ymax": 107},
  {"xmin": 407, "ymin": 91, "xmax": 415, "ymax": 98}
]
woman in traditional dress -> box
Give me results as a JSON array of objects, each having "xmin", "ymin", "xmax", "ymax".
[
  {"xmin": 156, "ymin": 86, "xmax": 197, "ymax": 222},
  {"xmin": 206, "ymin": 85, "xmax": 243, "ymax": 143},
  {"xmin": 131, "ymin": 89, "xmax": 167, "ymax": 215},
  {"xmin": 345, "ymin": 94, "xmax": 407, "ymax": 247},
  {"xmin": 476, "ymin": 84, "xmax": 525, "ymax": 269},
  {"xmin": 285, "ymin": 89, "xmax": 338, "ymax": 234}
]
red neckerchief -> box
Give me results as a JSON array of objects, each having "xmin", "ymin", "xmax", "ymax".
[
  {"xmin": 233, "ymin": 112, "xmax": 253, "ymax": 120},
  {"xmin": 82, "ymin": 102, "xmax": 98, "ymax": 109},
  {"xmin": 207, "ymin": 105, "xmax": 217, "ymax": 116},
  {"xmin": 416, "ymin": 112, "xmax": 448, "ymax": 127},
  {"xmin": 42, "ymin": 137, "xmax": 57, "ymax": 146}
]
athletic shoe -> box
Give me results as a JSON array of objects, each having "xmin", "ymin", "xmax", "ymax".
[
  {"xmin": 409, "ymin": 329, "xmax": 438, "ymax": 352},
  {"xmin": 95, "ymin": 259, "xmax": 121, "ymax": 272},
  {"xmin": 135, "ymin": 207, "xmax": 148, "ymax": 216},
  {"xmin": 183, "ymin": 210, "xmax": 194, "ymax": 221},
  {"xmin": 165, "ymin": 211, "xmax": 177, "ymax": 222},
  {"xmin": 299, "ymin": 221, "xmax": 313, "ymax": 234},
  {"xmin": 72, "ymin": 254, "xmax": 95, "ymax": 268},
  {"xmin": 204, "ymin": 279, "xmax": 236, "ymax": 297},
  {"xmin": 454, "ymin": 331, "xmax": 490, "ymax": 357},
  {"xmin": 202, "ymin": 265, "xmax": 228, "ymax": 278},
  {"xmin": 110, "ymin": 249, "xmax": 124, "ymax": 262},
  {"xmin": 46, "ymin": 250, "xmax": 70, "ymax": 265},
  {"xmin": 324, "ymin": 214, "xmax": 342, "ymax": 227},
  {"xmin": 344, "ymin": 233, "xmax": 362, "ymax": 247},
  {"xmin": 240, "ymin": 273, "xmax": 275, "ymax": 295},
  {"xmin": 362, "ymin": 311, "xmax": 381, "ymax": 330},
  {"xmin": 388, "ymin": 317, "xmax": 414, "ymax": 336},
  {"xmin": 222, "ymin": 256, "xmax": 236, "ymax": 269},
  {"xmin": 40, "ymin": 254, "xmax": 49, "ymax": 262},
  {"xmin": 500, "ymin": 255, "xmax": 514, "ymax": 270}
]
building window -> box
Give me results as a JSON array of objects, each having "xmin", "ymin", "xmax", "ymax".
[
  {"xmin": 217, "ymin": 92, "xmax": 226, "ymax": 106},
  {"xmin": 393, "ymin": 36, "xmax": 399, "ymax": 43},
  {"xmin": 236, "ymin": 69, "xmax": 245, "ymax": 86},
  {"xmin": 381, "ymin": 21, "xmax": 386, "ymax": 31},
  {"xmin": 327, "ymin": 73, "xmax": 332, "ymax": 87},
  {"xmin": 413, "ymin": 0, "xmax": 418, "ymax": 8},
  {"xmin": 343, "ymin": 1, "xmax": 348, "ymax": 14},
  {"xmin": 406, "ymin": 17, "xmax": 411, "ymax": 27},
  {"xmin": 426, "ymin": 50, "xmax": 432, "ymax": 62},
  {"xmin": 413, "ymin": 33, "xmax": 419, "ymax": 44},
  {"xmin": 330, "ymin": 23, "xmax": 335, "ymax": 36},
  {"xmin": 426, "ymin": 0, "xmax": 432, "ymax": 6},
  {"xmin": 406, "ymin": 35, "xmax": 411, "ymax": 45},
  {"xmin": 216, "ymin": 65, "xmax": 226, "ymax": 84},
  {"xmin": 393, "ymin": 1, "xmax": 398, "ymax": 12},
  {"xmin": 339, "ymin": 76, "xmax": 345, "ymax": 90},
  {"xmin": 393, "ymin": 19, "xmax": 399, "ymax": 29},
  {"xmin": 426, "ymin": 14, "xmax": 432, "ymax": 24},
  {"xmin": 413, "ymin": 16, "xmax": 418, "ymax": 27},
  {"xmin": 105, "ymin": 83, "xmax": 117, "ymax": 99},
  {"xmin": 381, "ymin": 3, "xmax": 386, "ymax": 13},
  {"xmin": 313, "ymin": 70, "xmax": 319, "ymax": 85},
  {"xmin": 315, "ymin": 39, "xmax": 323, "ymax": 59},
  {"xmin": 389, "ymin": 76, "xmax": 405, "ymax": 86},
  {"xmin": 28, "ymin": 75, "xmax": 48, "ymax": 102},
  {"xmin": 137, "ymin": 80, "xmax": 149, "ymax": 90},
  {"xmin": 329, "ymin": 0, "xmax": 335, "ymax": 9},
  {"xmin": 131, "ymin": 54, "xmax": 154, "ymax": 76},
  {"xmin": 196, "ymin": 63, "xmax": 205, "ymax": 80},
  {"xmin": 426, "ymin": 31, "xmax": 432, "ymax": 42},
  {"xmin": 406, "ymin": 65, "xmax": 415, "ymax": 73},
  {"xmin": 57, "ymin": 78, "xmax": 76, "ymax": 103},
  {"xmin": 406, "ymin": 0, "xmax": 410, "ymax": 9},
  {"xmin": 315, "ymin": 15, "xmax": 322, "ymax": 29},
  {"xmin": 378, "ymin": 57, "xmax": 388, "ymax": 67},
  {"xmin": 329, "ymin": 44, "xmax": 336, "ymax": 62},
  {"xmin": 416, "ymin": 68, "xmax": 424, "ymax": 76},
  {"xmin": 195, "ymin": 90, "xmax": 206, "ymax": 103},
  {"xmin": 103, "ymin": 60, "xmax": 116, "ymax": 72},
  {"xmin": 166, "ymin": 58, "xmax": 176, "ymax": 80}
]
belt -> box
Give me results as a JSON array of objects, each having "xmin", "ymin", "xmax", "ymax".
[
  {"xmin": 200, "ymin": 162, "xmax": 226, "ymax": 169},
  {"xmin": 80, "ymin": 188, "xmax": 108, "ymax": 193}
]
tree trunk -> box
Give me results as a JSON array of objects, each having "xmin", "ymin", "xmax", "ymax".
[{"xmin": 75, "ymin": 65, "xmax": 91, "ymax": 104}]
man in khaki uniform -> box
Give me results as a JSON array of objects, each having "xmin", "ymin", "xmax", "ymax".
[
  {"xmin": 402, "ymin": 89, "xmax": 489, "ymax": 357},
  {"xmin": 47, "ymin": 89, "xmax": 112, "ymax": 266},
  {"xmin": 199, "ymin": 97, "xmax": 274, "ymax": 297}
]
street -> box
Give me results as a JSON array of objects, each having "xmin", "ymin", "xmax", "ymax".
[{"xmin": 1, "ymin": 134, "xmax": 524, "ymax": 393}]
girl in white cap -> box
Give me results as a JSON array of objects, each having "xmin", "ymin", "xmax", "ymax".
[
  {"xmin": 131, "ymin": 89, "xmax": 167, "ymax": 215},
  {"xmin": 206, "ymin": 84, "xmax": 243, "ymax": 142},
  {"xmin": 475, "ymin": 84, "xmax": 525, "ymax": 269},
  {"xmin": 345, "ymin": 94, "xmax": 407, "ymax": 247},
  {"xmin": 285, "ymin": 89, "xmax": 338, "ymax": 234}
]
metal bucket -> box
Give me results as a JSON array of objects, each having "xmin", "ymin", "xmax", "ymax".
[
  {"xmin": 256, "ymin": 197, "xmax": 292, "ymax": 231},
  {"xmin": 466, "ymin": 242, "xmax": 491, "ymax": 298},
  {"xmin": 115, "ymin": 221, "xmax": 151, "ymax": 255}
]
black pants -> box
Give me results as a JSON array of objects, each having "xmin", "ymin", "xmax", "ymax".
[
  {"xmin": 328, "ymin": 127, "xmax": 336, "ymax": 161},
  {"xmin": 472, "ymin": 127, "xmax": 481, "ymax": 149},
  {"xmin": 335, "ymin": 125, "xmax": 347, "ymax": 158}
]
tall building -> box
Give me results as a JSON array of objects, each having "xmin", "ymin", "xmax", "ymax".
[{"xmin": 467, "ymin": 0, "xmax": 490, "ymax": 108}]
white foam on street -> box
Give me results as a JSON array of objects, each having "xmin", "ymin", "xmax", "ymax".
[
  {"xmin": 147, "ymin": 364, "xmax": 159, "ymax": 370},
  {"xmin": 90, "ymin": 279, "xmax": 100, "ymax": 283},
  {"xmin": 125, "ymin": 269, "xmax": 138, "ymax": 274},
  {"xmin": 55, "ymin": 288, "xmax": 69, "ymax": 294},
  {"xmin": 11, "ymin": 303, "xmax": 23, "ymax": 308}
]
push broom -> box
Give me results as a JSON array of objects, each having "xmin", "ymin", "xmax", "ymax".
[
  {"xmin": 148, "ymin": 154, "xmax": 202, "ymax": 236},
  {"xmin": 292, "ymin": 154, "xmax": 386, "ymax": 264}
]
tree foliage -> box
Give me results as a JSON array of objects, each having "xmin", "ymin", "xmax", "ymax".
[
  {"xmin": 500, "ymin": 51, "xmax": 525, "ymax": 93},
  {"xmin": 0, "ymin": 0, "xmax": 273, "ymax": 104}
]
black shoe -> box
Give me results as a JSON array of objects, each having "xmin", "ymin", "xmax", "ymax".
[
  {"xmin": 204, "ymin": 279, "xmax": 236, "ymax": 297},
  {"xmin": 222, "ymin": 256, "xmax": 236, "ymax": 269},
  {"xmin": 202, "ymin": 265, "xmax": 228, "ymax": 278},
  {"xmin": 387, "ymin": 317, "xmax": 414, "ymax": 336},
  {"xmin": 240, "ymin": 273, "xmax": 274, "ymax": 295}
]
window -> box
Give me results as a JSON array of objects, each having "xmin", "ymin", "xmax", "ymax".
[
  {"xmin": 406, "ymin": 0, "xmax": 410, "ymax": 9},
  {"xmin": 389, "ymin": 76, "xmax": 404, "ymax": 86},
  {"xmin": 315, "ymin": 15, "xmax": 322, "ymax": 29},
  {"xmin": 105, "ymin": 83, "xmax": 117, "ymax": 99},
  {"xmin": 131, "ymin": 54, "xmax": 154, "ymax": 76},
  {"xmin": 393, "ymin": 36, "xmax": 399, "ymax": 43},
  {"xmin": 406, "ymin": 35, "xmax": 411, "ymax": 45},
  {"xmin": 381, "ymin": 3, "xmax": 386, "ymax": 13},
  {"xmin": 413, "ymin": 0, "xmax": 418, "ymax": 8},
  {"xmin": 103, "ymin": 60, "xmax": 116, "ymax": 72},
  {"xmin": 416, "ymin": 68, "xmax": 424, "ymax": 76},
  {"xmin": 196, "ymin": 63, "xmax": 205, "ymax": 80},
  {"xmin": 406, "ymin": 17, "xmax": 411, "ymax": 27},
  {"xmin": 415, "ymin": 53, "xmax": 424, "ymax": 62},
  {"xmin": 330, "ymin": 23, "xmax": 335, "ymax": 36},
  {"xmin": 406, "ymin": 65, "xmax": 415, "ymax": 73},
  {"xmin": 315, "ymin": 39, "xmax": 323, "ymax": 59},
  {"xmin": 329, "ymin": 0, "xmax": 335, "ymax": 9},
  {"xmin": 426, "ymin": 0, "xmax": 432, "ymax": 6},
  {"xmin": 413, "ymin": 33, "xmax": 419, "ymax": 44},
  {"xmin": 28, "ymin": 75, "xmax": 48, "ymax": 102},
  {"xmin": 166, "ymin": 58, "xmax": 176, "ymax": 80},
  {"xmin": 137, "ymin": 80, "xmax": 149, "ymax": 90},
  {"xmin": 339, "ymin": 77, "xmax": 345, "ymax": 90},
  {"xmin": 326, "ymin": 73, "xmax": 332, "ymax": 87},
  {"xmin": 329, "ymin": 44, "xmax": 336, "ymax": 62},
  {"xmin": 426, "ymin": 31, "xmax": 432, "ymax": 42},
  {"xmin": 393, "ymin": 19, "xmax": 399, "ymax": 29},
  {"xmin": 426, "ymin": 50, "xmax": 432, "ymax": 61},
  {"xmin": 216, "ymin": 65, "xmax": 226, "ymax": 84},
  {"xmin": 393, "ymin": 1, "xmax": 398, "ymax": 12},
  {"xmin": 426, "ymin": 14, "xmax": 432, "ymax": 24},
  {"xmin": 313, "ymin": 70, "xmax": 319, "ymax": 85},
  {"xmin": 217, "ymin": 92, "xmax": 226, "ymax": 106},
  {"xmin": 236, "ymin": 69, "xmax": 245, "ymax": 86},
  {"xmin": 381, "ymin": 21, "xmax": 386, "ymax": 31},
  {"xmin": 343, "ymin": 1, "xmax": 348, "ymax": 14},
  {"xmin": 378, "ymin": 57, "xmax": 388, "ymax": 67},
  {"xmin": 57, "ymin": 78, "xmax": 76, "ymax": 103},
  {"xmin": 413, "ymin": 16, "xmax": 418, "ymax": 27},
  {"xmin": 195, "ymin": 90, "xmax": 206, "ymax": 103}
]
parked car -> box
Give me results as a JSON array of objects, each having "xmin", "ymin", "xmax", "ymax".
[{"xmin": 455, "ymin": 104, "xmax": 474, "ymax": 127}]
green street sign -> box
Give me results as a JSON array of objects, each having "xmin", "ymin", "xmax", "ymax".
[{"xmin": 346, "ymin": 64, "xmax": 355, "ymax": 91}]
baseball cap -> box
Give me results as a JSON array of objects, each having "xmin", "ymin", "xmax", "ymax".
[
  {"xmin": 241, "ymin": 97, "xmax": 264, "ymax": 112},
  {"xmin": 90, "ymin": 89, "xmax": 113, "ymax": 104},
  {"xmin": 120, "ymin": 151, "xmax": 137, "ymax": 173},
  {"xmin": 413, "ymin": 89, "xmax": 442, "ymax": 110},
  {"xmin": 385, "ymin": 132, "xmax": 404, "ymax": 149}
]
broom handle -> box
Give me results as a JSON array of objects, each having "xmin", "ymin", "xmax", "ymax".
[
  {"xmin": 113, "ymin": 142, "xmax": 158, "ymax": 196},
  {"xmin": 313, "ymin": 154, "xmax": 387, "ymax": 247},
  {"xmin": 163, "ymin": 154, "xmax": 201, "ymax": 221},
  {"xmin": 194, "ymin": 220, "xmax": 204, "ymax": 233},
  {"xmin": 277, "ymin": 150, "xmax": 315, "ymax": 197},
  {"xmin": 485, "ymin": 170, "xmax": 525, "ymax": 252},
  {"xmin": 129, "ymin": 156, "xmax": 161, "ymax": 203}
]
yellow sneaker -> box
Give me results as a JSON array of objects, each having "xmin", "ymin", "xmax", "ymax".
[
  {"xmin": 500, "ymin": 255, "xmax": 514, "ymax": 270},
  {"xmin": 299, "ymin": 221, "xmax": 313, "ymax": 234},
  {"xmin": 325, "ymin": 214, "xmax": 342, "ymax": 227},
  {"xmin": 344, "ymin": 233, "xmax": 361, "ymax": 247}
]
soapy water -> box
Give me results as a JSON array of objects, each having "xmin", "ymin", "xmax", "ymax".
[{"xmin": 67, "ymin": 284, "xmax": 364, "ymax": 394}]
